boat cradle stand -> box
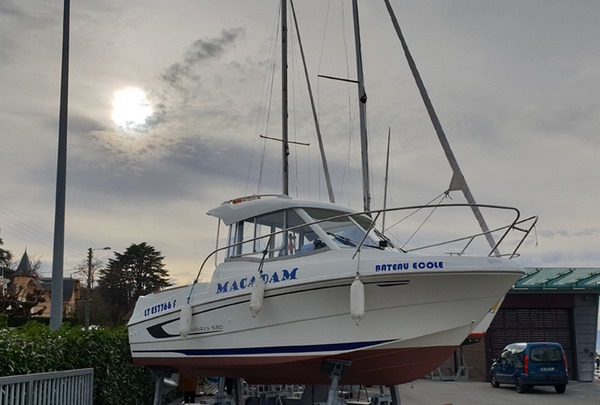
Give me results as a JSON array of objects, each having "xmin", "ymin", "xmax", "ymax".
[
  {"xmin": 151, "ymin": 369, "xmax": 180, "ymax": 405},
  {"xmin": 300, "ymin": 360, "xmax": 402, "ymax": 405}
]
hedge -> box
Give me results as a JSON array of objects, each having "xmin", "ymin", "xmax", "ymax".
[
  {"xmin": 5, "ymin": 316, "xmax": 79, "ymax": 328},
  {"xmin": 0, "ymin": 323, "xmax": 160, "ymax": 404}
]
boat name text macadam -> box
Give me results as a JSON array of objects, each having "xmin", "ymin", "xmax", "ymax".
[
  {"xmin": 375, "ymin": 261, "xmax": 444, "ymax": 272},
  {"xmin": 216, "ymin": 268, "xmax": 298, "ymax": 294}
]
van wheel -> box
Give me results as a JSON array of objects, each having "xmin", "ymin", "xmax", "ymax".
[
  {"xmin": 515, "ymin": 378, "xmax": 527, "ymax": 393},
  {"xmin": 555, "ymin": 385, "xmax": 566, "ymax": 394},
  {"xmin": 490, "ymin": 375, "xmax": 500, "ymax": 388}
]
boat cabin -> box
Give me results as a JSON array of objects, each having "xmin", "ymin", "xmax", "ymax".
[{"xmin": 207, "ymin": 195, "xmax": 395, "ymax": 261}]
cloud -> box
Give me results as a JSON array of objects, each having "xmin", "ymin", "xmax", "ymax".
[
  {"xmin": 0, "ymin": 2, "xmax": 58, "ymax": 63},
  {"xmin": 161, "ymin": 28, "xmax": 245, "ymax": 86},
  {"xmin": 537, "ymin": 228, "xmax": 600, "ymax": 239},
  {"xmin": 3, "ymin": 1, "xmax": 600, "ymax": 282},
  {"xmin": 80, "ymin": 28, "xmax": 248, "ymax": 164},
  {"xmin": 148, "ymin": 29, "xmax": 248, "ymax": 130}
]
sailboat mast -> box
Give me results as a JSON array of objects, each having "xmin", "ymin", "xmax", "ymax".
[
  {"xmin": 382, "ymin": 128, "xmax": 391, "ymax": 235},
  {"xmin": 281, "ymin": 0, "xmax": 289, "ymax": 195},
  {"xmin": 383, "ymin": 0, "xmax": 499, "ymax": 255},
  {"xmin": 352, "ymin": 0, "xmax": 371, "ymax": 213},
  {"xmin": 289, "ymin": 0, "xmax": 335, "ymax": 203}
]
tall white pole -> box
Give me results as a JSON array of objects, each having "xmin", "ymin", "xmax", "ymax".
[
  {"xmin": 352, "ymin": 0, "xmax": 371, "ymax": 213},
  {"xmin": 281, "ymin": 0, "xmax": 289, "ymax": 195},
  {"xmin": 50, "ymin": 0, "xmax": 70, "ymax": 330}
]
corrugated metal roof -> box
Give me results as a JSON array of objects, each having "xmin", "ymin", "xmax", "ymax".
[{"xmin": 514, "ymin": 267, "xmax": 600, "ymax": 290}]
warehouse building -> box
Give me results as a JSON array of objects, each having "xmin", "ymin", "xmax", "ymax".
[{"xmin": 439, "ymin": 267, "xmax": 600, "ymax": 382}]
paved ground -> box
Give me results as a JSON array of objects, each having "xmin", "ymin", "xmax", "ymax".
[
  {"xmin": 174, "ymin": 377, "xmax": 600, "ymax": 405},
  {"xmin": 393, "ymin": 378, "xmax": 600, "ymax": 405}
]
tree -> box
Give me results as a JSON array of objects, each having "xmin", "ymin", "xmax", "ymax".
[
  {"xmin": 0, "ymin": 230, "xmax": 12, "ymax": 269},
  {"xmin": 73, "ymin": 288, "xmax": 113, "ymax": 327},
  {"xmin": 0, "ymin": 281, "xmax": 47, "ymax": 318},
  {"xmin": 97, "ymin": 242, "xmax": 171, "ymax": 325},
  {"xmin": 73, "ymin": 253, "xmax": 109, "ymax": 327},
  {"xmin": 73, "ymin": 256, "xmax": 107, "ymax": 292}
]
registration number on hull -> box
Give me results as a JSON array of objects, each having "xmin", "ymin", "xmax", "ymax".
[{"xmin": 144, "ymin": 300, "xmax": 177, "ymax": 317}]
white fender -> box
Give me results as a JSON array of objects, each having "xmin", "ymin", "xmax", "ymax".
[
  {"xmin": 179, "ymin": 303, "xmax": 193, "ymax": 338},
  {"xmin": 249, "ymin": 277, "xmax": 265, "ymax": 317},
  {"xmin": 350, "ymin": 276, "xmax": 365, "ymax": 325}
]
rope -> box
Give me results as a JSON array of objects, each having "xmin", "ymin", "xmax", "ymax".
[
  {"xmin": 384, "ymin": 191, "xmax": 449, "ymax": 232},
  {"xmin": 382, "ymin": 191, "xmax": 451, "ymax": 250}
]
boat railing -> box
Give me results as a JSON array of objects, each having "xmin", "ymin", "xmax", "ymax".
[
  {"xmin": 194, "ymin": 203, "xmax": 537, "ymax": 282},
  {"xmin": 403, "ymin": 214, "xmax": 538, "ymax": 258},
  {"xmin": 356, "ymin": 204, "xmax": 537, "ymax": 259}
]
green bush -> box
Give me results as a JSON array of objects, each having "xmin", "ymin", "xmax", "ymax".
[
  {"xmin": 6, "ymin": 316, "xmax": 80, "ymax": 328},
  {"xmin": 0, "ymin": 323, "xmax": 156, "ymax": 404}
]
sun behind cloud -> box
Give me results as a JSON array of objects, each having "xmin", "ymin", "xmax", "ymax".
[{"xmin": 112, "ymin": 87, "xmax": 153, "ymax": 129}]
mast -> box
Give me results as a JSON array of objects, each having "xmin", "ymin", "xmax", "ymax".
[
  {"xmin": 351, "ymin": 0, "xmax": 371, "ymax": 213},
  {"xmin": 289, "ymin": 0, "xmax": 335, "ymax": 203},
  {"xmin": 382, "ymin": 128, "xmax": 391, "ymax": 235},
  {"xmin": 383, "ymin": 0, "xmax": 499, "ymax": 255},
  {"xmin": 281, "ymin": 0, "xmax": 289, "ymax": 195}
]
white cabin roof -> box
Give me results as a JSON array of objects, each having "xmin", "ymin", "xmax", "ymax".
[{"xmin": 207, "ymin": 195, "xmax": 357, "ymax": 225}]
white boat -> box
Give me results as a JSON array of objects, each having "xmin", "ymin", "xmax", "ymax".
[
  {"xmin": 128, "ymin": 195, "xmax": 531, "ymax": 385},
  {"xmin": 128, "ymin": 1, "xmax": 535, "ymax": 386}
]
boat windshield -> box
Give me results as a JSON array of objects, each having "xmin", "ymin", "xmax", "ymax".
[{"xmin": 303, "ymin": 208, "xmax": 390, "ymax": 250}]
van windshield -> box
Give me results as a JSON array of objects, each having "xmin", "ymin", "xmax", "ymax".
[{"xmin": 530, "ymin": 346, "xmax": 563, "ymax": 363}]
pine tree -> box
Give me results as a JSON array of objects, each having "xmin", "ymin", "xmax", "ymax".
[{"xmin": 98, "ymin": 242, "xmax": 171, "ymax": 325}]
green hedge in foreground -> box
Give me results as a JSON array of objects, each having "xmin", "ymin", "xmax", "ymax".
[{"xmin": 0, "ymin": 323, "xmax": 155, "ymax": 405}]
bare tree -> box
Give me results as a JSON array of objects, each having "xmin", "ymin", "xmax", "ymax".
[{"xmin": 73, "ymin": 257, "xmax": 106, "ymax": 291}]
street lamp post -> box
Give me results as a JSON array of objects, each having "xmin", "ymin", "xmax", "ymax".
[
  {"xmin": 85, "ymin": 246, "xmax": 111, "ymax": 330},
  {"xmin": 50, "ymin": 0, "xmax": 71, "ymax": 332}
]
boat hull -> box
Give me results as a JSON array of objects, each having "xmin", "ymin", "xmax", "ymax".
[
  {"xmin": 134, "ymin": 344, "xmax": 457, "ymax": 385},
  {"xmin": 129, "ymin": 255, "xmax": 522, "ymax": 384}
]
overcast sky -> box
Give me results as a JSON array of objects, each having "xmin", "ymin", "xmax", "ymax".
[{"xmin": 1, "ymin": 1, "xmax": 599, "ymax": 287}]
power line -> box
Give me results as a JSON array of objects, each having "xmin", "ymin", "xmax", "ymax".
[{"xmin": 0, "ymin": 203, "xmax": 87, "ymax": 257}]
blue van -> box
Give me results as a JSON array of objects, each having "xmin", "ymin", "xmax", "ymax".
[{"xmin": 490, "ymin": 342, "xmax": 568, "ymax": 393}]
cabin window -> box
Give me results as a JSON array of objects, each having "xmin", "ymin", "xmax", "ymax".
[
  {"xmin": 303, "ymin": 208, "xmax": 384, "ymax": 249},
  {"xmin": 226, "ymin": 209, "xmax": 316, "ymax": 259}
]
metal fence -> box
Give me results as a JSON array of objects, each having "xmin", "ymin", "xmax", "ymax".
[{"xmin": 0, "ymin": 368, "xmax": 94, "ymax": 405}]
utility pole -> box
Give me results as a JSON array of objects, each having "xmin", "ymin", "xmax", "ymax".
[
  {"xmin": 85, "ymin": 246, "xmax": 110, "ymax": 330},
  {"xmin": 87, "ymin": 248, "xmax": 93, "ymax": 290}
]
